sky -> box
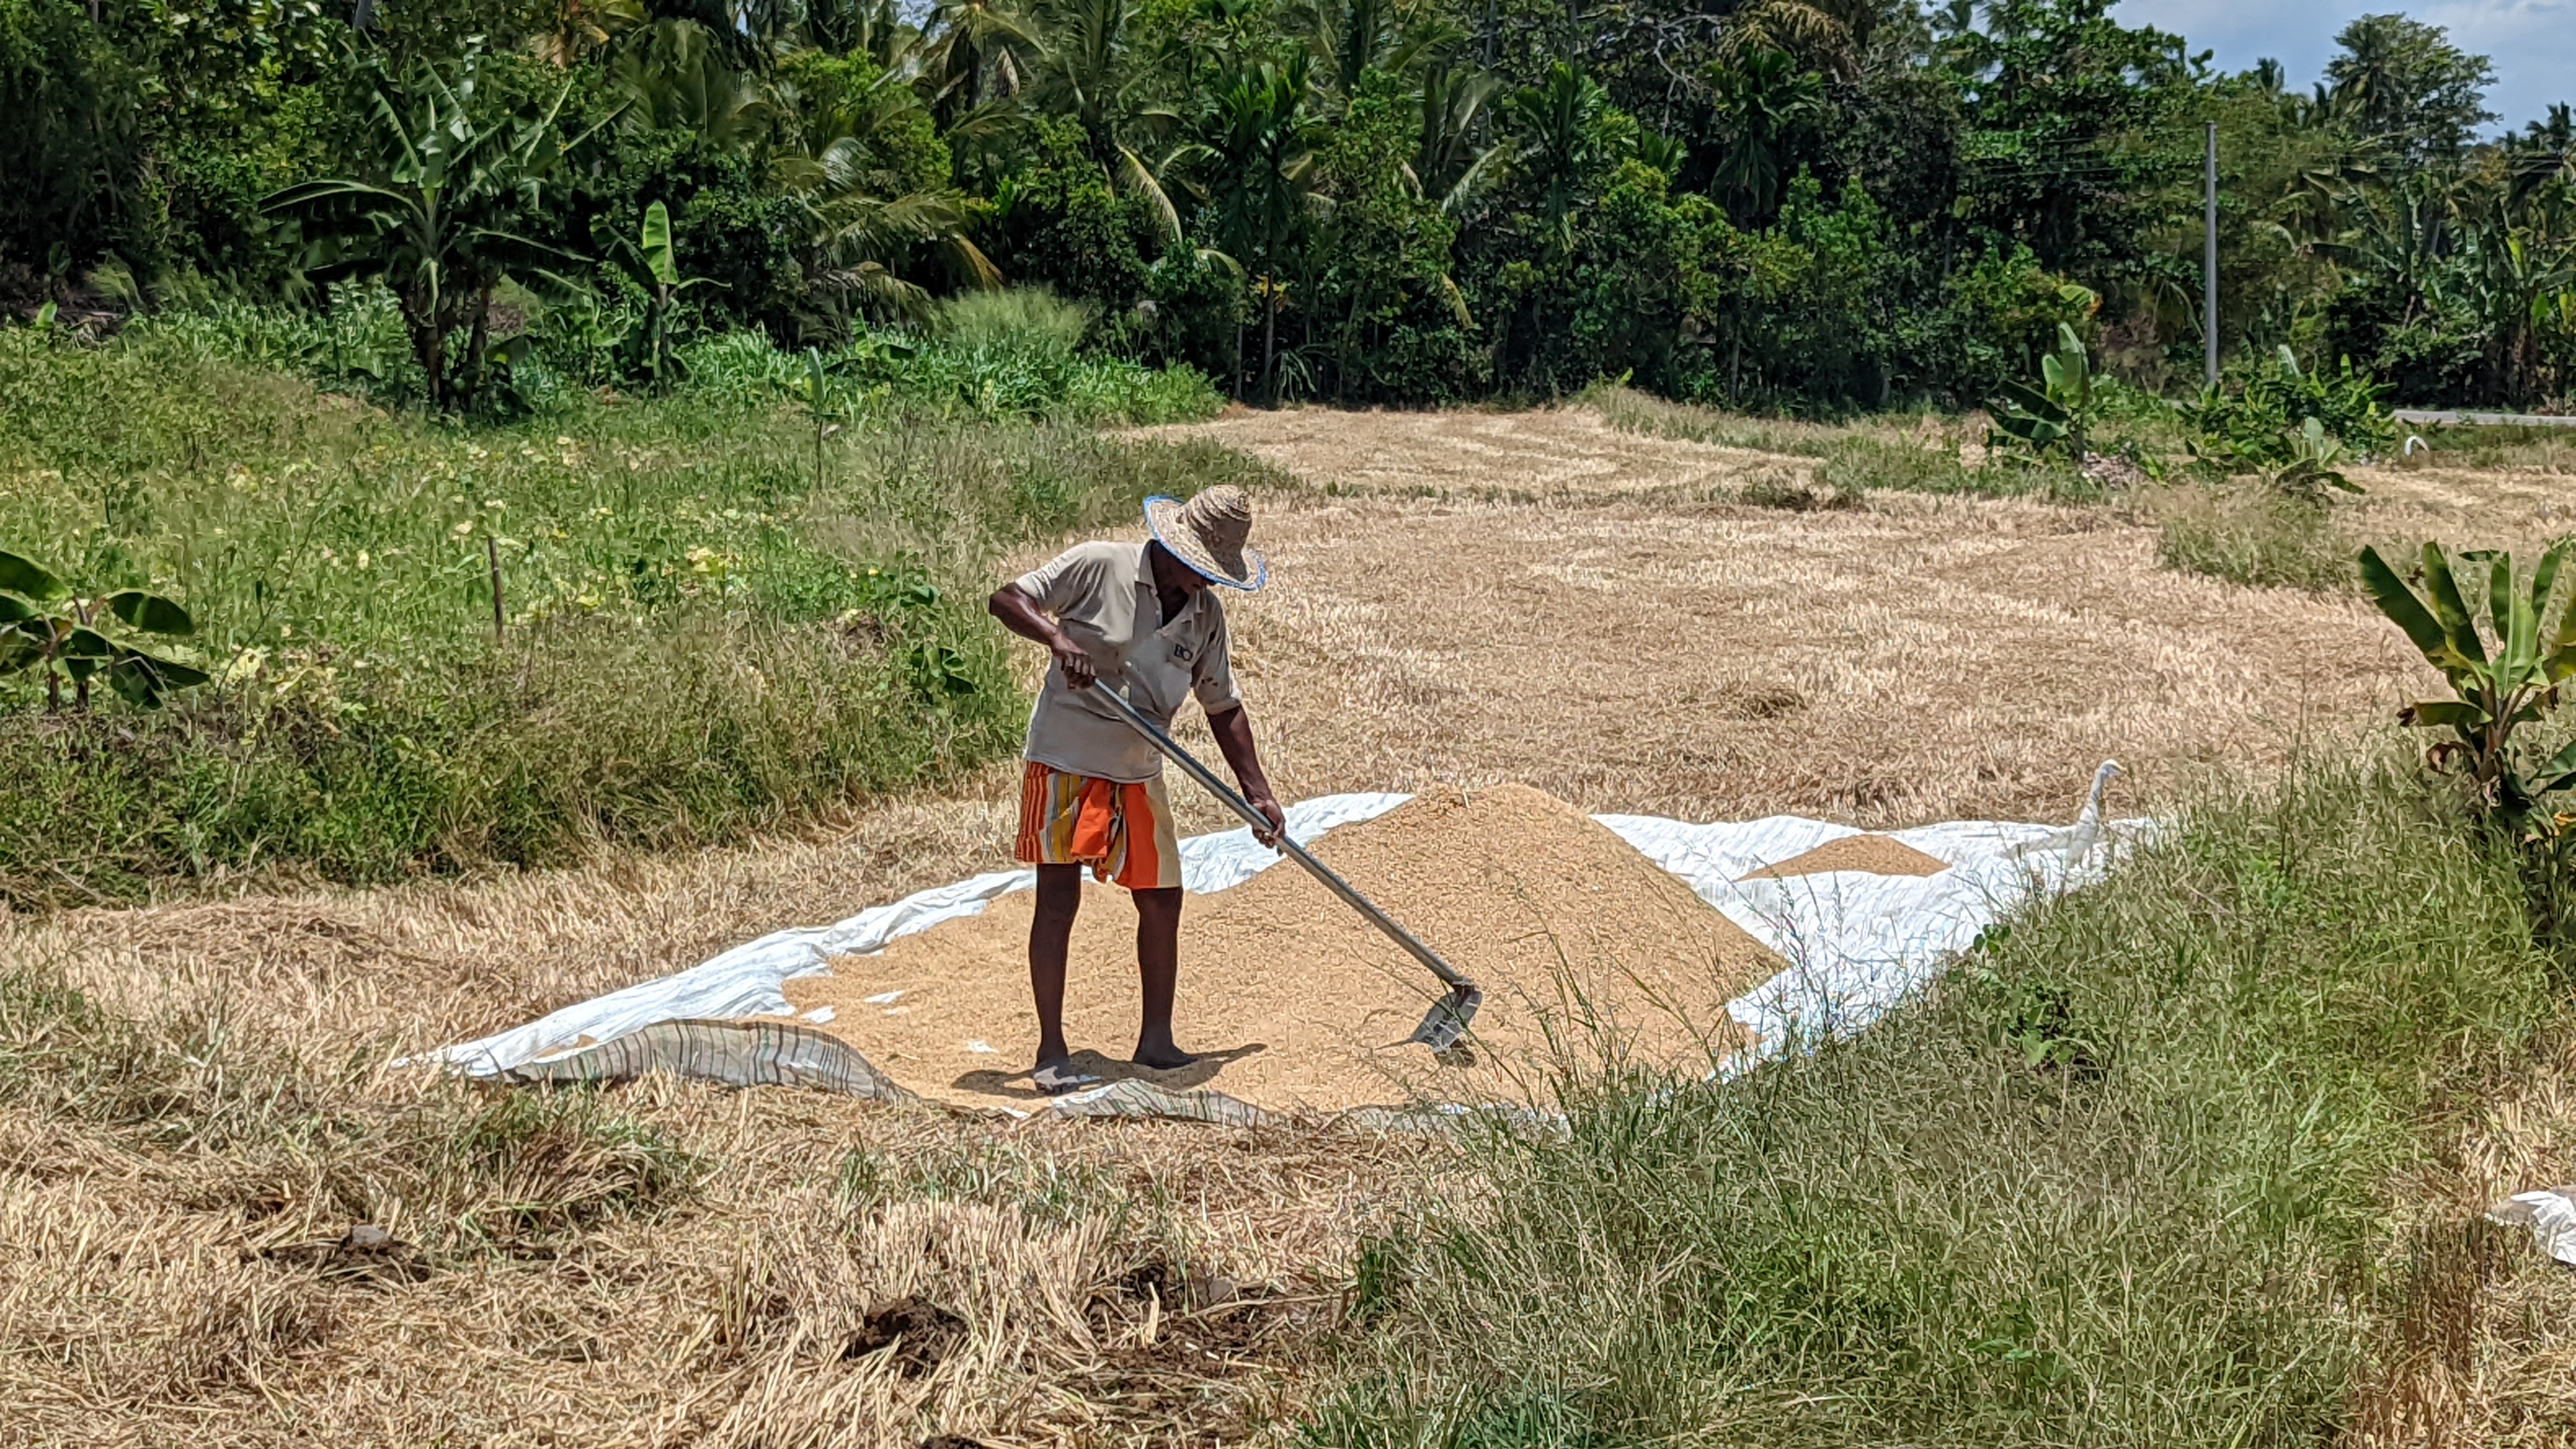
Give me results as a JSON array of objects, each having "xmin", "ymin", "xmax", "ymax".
[{"xmin": 2113, "ymin": 0, "xmax": 2573, "ymax": 130}]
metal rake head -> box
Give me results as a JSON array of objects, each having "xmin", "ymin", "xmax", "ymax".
[{"xmin": 1405, "ymin": 983, "xmax": 1483, "ymax": 1054}]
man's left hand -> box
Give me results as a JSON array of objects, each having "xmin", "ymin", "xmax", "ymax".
[{"xmin": 1248, "ymin": 792, "xmax": 1287, "ymax": 849}]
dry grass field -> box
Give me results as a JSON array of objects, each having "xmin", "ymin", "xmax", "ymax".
[{"xmin": 8, "ymin": 402, "xmax": 2575, "ymax": 1445}]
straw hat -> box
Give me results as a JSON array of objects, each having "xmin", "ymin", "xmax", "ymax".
[{"xmin": 1144, "ymin": 486, "xmax": 1266, "ymax": 590}]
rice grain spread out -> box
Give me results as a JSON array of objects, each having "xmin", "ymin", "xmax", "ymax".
[
  {"xmin": 786, "ymin": 784, "xmax": 1783, "ymax": 1115},
  {"xmin": 1738, "ymin": 834, "xmax": 1951, "ymax": 880}
]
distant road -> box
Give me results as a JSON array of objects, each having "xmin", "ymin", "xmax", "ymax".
[{"xmin": 2395, "ymin": 409, "xmax": 2576, "ymax": 429}]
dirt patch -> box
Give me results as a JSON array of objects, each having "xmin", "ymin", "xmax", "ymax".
[
  {"xmin": 1741, "ymin": 835, "xmax": 1950, "ymax": 880},
  {"xmin": 843, "ymin": 1296, "xmax": 966, "ymax": 1376},
  {"xmin": 787, "ymin": 785, "xmax": 1779, "ymax": 1114}
]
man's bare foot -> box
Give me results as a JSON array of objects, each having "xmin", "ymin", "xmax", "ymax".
[
  {"xmin": 1033, "ymin": 1057, "xmax": 1101, "ymax": 1096},
  {"xmin": 1131, "ymin": 1041, "xmax": 1197, "ymax": 1071}
]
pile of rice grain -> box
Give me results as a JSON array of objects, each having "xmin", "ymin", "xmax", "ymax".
[
  {"xmin": 786, "ymin": 784, "xmax": 1783, "ymax": 1115},
  {"xmin": 1741, "ymin": 834, "xmax": 1949, "ymax": 880}
]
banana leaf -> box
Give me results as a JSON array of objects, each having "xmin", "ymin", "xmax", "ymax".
[
  {"xmin": 1995, "ymin": 379, "xmax": 2067, "ymax": 423},
  {"xmin": 103, "ymin": 590, "xmax": 194, "ymax": 637},
  {"xmin": 107, "ymin": 650, "xmax": 211, "ymax": 709},
  {"xmin": 0, "ymin": 551, "xmax": 68, "ymax": 602},
  {"xmin": 2402, "ymin": 700, "xmax": 2488, "ymax": 730},
  {"xmin": 2360, "ymin": 547, "xmax": 2456, "ymax": 666},
  {"xmin": 641, "ymin": 200, "xmax": 680, "ymax": 287},
  {"xmin": 2419, "ymin": 544, "xmax": 2489, "ymax": 670}
]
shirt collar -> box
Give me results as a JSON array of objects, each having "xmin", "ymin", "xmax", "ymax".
[{"xmin": 1133, "ymin": 540, "xmax": 1211, "ymax": 626}]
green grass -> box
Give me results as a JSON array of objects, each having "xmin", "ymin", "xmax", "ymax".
[
  {"xmin": 0, "ymin": 324, "xmax": 1272, "ymax": 908},
  {"xmin": 1310, "ymin": 753, "xmax": 2556, "ymax": 1446},
  {"xmin": 126, "ymin": 283, "xmax": 1225, "ymax": 427},
  {"xmin": 2398, "ymin": 424, "xmax": 2576, "ymax": 472}
]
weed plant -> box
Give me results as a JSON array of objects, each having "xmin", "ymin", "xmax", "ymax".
[
  {"xmin": 2395, "ymin": 425, "xmax": 2576, "ymax": 473},
  {"xmin": 0, "ymin": 325, "xmax": 1273, "ymax": 907},
  {"xmin": 2146, "ymin": 483, "xmax": 2356, "ymax": 592},
  {"xmin": 931, "ymin": 286, "xmax": 1094, "ymax": 358},
  {"xmin": 1313, "ymin": 754, "xmax": 2556, "ymax": 1446}
]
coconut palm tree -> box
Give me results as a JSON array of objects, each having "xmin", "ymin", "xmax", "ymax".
[
  {"xmin": 802, "ymin": 0, "xmax": 919, "ymax": 68},
  {"xmin": 612, "ymin": 19, "xmax": 777, "ymax": 147},
  {"xmin": 532, "ymin": 0, "xmax": 644, "ymax": 67},
  {"xmin": 773, "ymin": 63, "xmax": 1001, "ymax": 321},
  {"xmin": 1202, "ymin": 55, "xmax": 1325, "ymax": 401},
  {"xmin": 920, "ymin": 0, "xmax": 1038, "ymax": 118},
  {"xmin": 1706, "ymin": 45, "xmax": 1819, "ymax": 220},
  {"xmin": 1714, "ymin": 0, "xmax": 1858, "ymax": 77},
  {"xmin": 1413, "ymin": 60, "xmax": 1500, "ymax": 213},
  {"xmin": 1022, "ymin": 0, "xmax": 1197, "ymax": 245}
]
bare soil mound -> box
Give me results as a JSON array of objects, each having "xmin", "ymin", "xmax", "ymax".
[
  {"xmin": 787, "ymin": 784, "xmax": 1781, "ymax": 1115},
  {"xmin": 1742, "ymin": 835, "xmax": 1950, "ymax": 880}
]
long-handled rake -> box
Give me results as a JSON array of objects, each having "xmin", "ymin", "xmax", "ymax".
[{"xmin": 1090, "ymin": 684, "xmax": 1483, "ymax": 1052}]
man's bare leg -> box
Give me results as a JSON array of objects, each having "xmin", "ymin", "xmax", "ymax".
[
  {"xmin": 1131, "ymin": 886, "xmax": 1195, "ymax": 1068},
  {"xmin": 1029, "ymin": 864, "xmax": 1084, "ymax": 1073}
]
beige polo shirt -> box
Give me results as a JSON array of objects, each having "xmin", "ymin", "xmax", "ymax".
[{"xmin": 1013, "ymin": 540, "xmax": 1242, "ymax": 784}]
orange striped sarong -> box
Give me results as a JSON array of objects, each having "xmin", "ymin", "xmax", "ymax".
[{"xmin": 1013, "ymin": 762, "xmax": 1181, "ymax": 889}]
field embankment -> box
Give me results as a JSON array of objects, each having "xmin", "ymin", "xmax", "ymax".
[{"xmin": 1316, "ymin": 755, "xmax": 2576, "ymax": 1446}]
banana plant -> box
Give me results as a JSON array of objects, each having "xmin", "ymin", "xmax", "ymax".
[
  {"xmin": 799, "ymin": 347, "xmax": 841, "ymax": 493},
  {"xmin": 1991, "ymin": 322, "xmax": 2093, "ymax": 459},
  {"xmin": 2273, "ymin": 417, "xmax": 2364, "ymax": 498},
  {"xmin": 0, "ymin": 551, "xmax": 209, "ymax": 711},
  {"xmin": 613, "ymin": 201, "xmax": 721, "ymax": 392},
  {"xmin": 2360, "ymin": 540, "xmax": 2576, "ymax": 831}
]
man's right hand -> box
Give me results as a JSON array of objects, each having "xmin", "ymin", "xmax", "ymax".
[
  {"xmin": 990, "ymin": 583, "xmax": 1101, "ymax": 691},
  {"xmin": 1052, "ymin": 637, "xmax": 1098, "ymax": 690}
]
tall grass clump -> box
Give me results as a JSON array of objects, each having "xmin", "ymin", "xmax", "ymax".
[
  {"xmin": 0, "ymin": 325, "xmax": 1272, "ymax": 906},
  {"xmin": 932, "ymin": 286, "xmax": 1093, "ymax": 358},
  {"xmin": 105, "ymin": 284, "xmax": 1220, "ymax": 427},
  {"xmin": 2147, "ymin": 483, "xmax": 2355, "ymax": 592},
  {"xmin": 1314, "ymin": 754, "xmax": 2556, "ymax": 1446},
  {"xmin": 664, "ymin": 299, "xmax": 1220, "ymax": 427}
]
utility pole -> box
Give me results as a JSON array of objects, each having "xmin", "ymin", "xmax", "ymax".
[{"xmin": 2204, "ymin": 121, "xmax": 2220, "ymax": 390}]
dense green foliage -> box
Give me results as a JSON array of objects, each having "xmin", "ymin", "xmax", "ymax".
[
  {"xmin": 1315, "ymin": 754, "xmax": 2554, "ymax": 1445},
  {"xmin": 7, "ymin": 0, "xmax": 2570, "ymax": 414},
  {"xmin": 0, "ymin": 323, "xmax": 1263, "ymax": 907}
]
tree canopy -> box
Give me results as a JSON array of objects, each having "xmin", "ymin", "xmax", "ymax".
[{"xmin": 6, "ymin": 0, "xmax": 2569, "ymax": 413}]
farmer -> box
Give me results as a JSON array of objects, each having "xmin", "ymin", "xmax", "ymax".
[{"xmin": 987, "ymin": 485, "xmax": 1285, "ymax": 1094}]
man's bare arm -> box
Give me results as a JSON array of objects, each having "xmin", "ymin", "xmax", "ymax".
[
  {"xmin": 988, "ymin": 583, "xmax": 1097, "ymax": 689},
  {"xmin": 1207, "ymin": 705, "xmax": 1285, "ymax": 847}
]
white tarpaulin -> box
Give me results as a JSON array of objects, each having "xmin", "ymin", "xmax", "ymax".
[
  {"xmin": 2490, "ymin": 1188, "xmax": 2576, "ymax": 1266},
  {"xmin": 430, "ymin": 768, "xmax": 2145, "ymax": 1091}
]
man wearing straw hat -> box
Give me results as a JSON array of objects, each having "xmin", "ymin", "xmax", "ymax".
[{"xmin": 988, "ymin": 486, "xmax": 1284, "ymax": 1094}]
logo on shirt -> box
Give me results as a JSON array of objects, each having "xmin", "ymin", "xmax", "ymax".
[{"xmin": 1170, "ymin": 641, "xmax": 1195, "ymax": 663}]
